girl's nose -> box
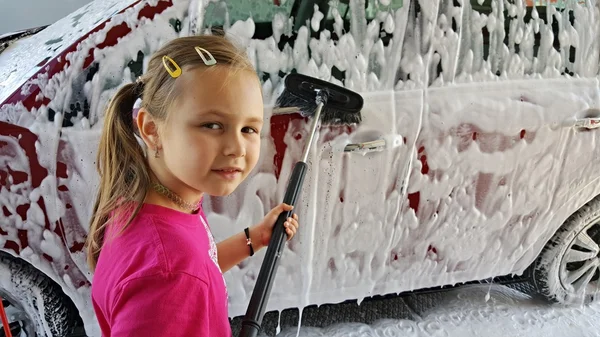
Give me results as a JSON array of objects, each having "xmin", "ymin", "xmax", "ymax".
[{"xmin": 223, "ymin": 133, "xmax": 246, "ymax": 157}]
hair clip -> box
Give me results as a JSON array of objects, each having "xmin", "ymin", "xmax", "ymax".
[
  {"xmin": 195, "ymin": 47, "xmax": 217, "ymax": 66},
  {"xmin": 162, "ymin": 55, "xmax": 182, "ymax": 78}
]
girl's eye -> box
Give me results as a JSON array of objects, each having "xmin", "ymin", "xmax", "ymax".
[
  {"xmin": 202, "ymin": 123, "xmax": 222, "ymax": 130},
  {"xmin": 242, "ymin": 127, "xmax": 259, "ymax": 134}
]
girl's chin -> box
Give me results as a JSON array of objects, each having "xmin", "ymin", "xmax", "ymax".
[{"xmin": 204, "ymin": 183, "xmax": 240, "ymax": 197}]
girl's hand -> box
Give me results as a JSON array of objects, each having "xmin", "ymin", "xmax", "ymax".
[{"xmin": 252, "ymin": 203, "xmax": 299, "ymax": 249}]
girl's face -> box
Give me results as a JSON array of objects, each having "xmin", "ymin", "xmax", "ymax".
[{"xmin": 155, "ymin": 66, "xmax": 264, "ymax": 198}]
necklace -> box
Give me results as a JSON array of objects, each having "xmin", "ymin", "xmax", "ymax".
[{"xmin": 152, "ymin": 181, "xmax": 201, "ymax": 213}]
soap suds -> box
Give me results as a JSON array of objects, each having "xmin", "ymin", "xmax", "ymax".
[{"xmin": 1, "ymin": 1, "xmax": 600, "ymax": 336}]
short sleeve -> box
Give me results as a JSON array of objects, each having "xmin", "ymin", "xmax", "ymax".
[{"xmin": 110, "ymin": 272, "xmax": 210, "ymax": 337}]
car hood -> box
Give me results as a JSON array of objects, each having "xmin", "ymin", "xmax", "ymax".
[{"xmin": 0, "ymin": 0, "xmax": 136, "ymax": 105}]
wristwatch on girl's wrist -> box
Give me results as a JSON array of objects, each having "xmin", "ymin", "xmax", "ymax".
[{"xmin": 244, "ymin": 227, "xmax": 254, "ymax": 256}]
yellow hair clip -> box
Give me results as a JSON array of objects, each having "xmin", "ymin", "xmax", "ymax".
[
  {"xmin": 195, "ymin": 47, "xmax": 217, "ymax": 66},
  {"xmin": 162, "ymin": 55, "xmax": 182, "ymax": 78}
]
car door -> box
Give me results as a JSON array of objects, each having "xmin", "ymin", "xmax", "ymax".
[
  {"xmin": 399, "ymin": 78, "xmax": 600, "ymax": 288},
  {"xmin": 266, "ymin": 89, "xmax": 421, "ymax": 307}
]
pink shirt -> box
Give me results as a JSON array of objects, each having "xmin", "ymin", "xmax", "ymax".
[{"xmin": 91, "ymin": 203, "xmax": 231, "ymax": 337}]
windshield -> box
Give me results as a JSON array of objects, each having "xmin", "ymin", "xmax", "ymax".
[{"xmin": 204, "ymin": 0, "xmax": 405, "ymax": 27}]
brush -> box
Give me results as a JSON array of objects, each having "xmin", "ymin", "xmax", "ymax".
[{"xmin": 239, "ymin": 73, "xmax": 364, "ymax": 337}]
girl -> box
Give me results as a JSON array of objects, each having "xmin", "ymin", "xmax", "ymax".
[{"xmin": 86, "ymin": 35, "xmax": 300, "ymax": 337}]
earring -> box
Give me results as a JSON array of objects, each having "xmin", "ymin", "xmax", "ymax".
[{"xmin": 154, "ymin": 147, "xmax": 159, "ymax": 158}]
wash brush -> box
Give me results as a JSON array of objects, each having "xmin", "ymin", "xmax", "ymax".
[{"xmin": 239, "ymin": 73, "xmax": 364, "ymax": 337}]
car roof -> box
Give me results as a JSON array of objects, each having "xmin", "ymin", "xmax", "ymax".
[{"xmin": 0, "ymin": 0, "xmax": 136, "ymax": 105}]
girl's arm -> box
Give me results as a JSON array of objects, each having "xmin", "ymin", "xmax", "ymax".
[
  {"xmin": 216, "ymin": 203, "xmax": 299, "ymax": 273},
  {"xmin": 216, "ymin": 227, "xmax": 265, "ymax": 273}
]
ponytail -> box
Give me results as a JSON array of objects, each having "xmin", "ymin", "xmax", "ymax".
[{"xmin": 86, "ymin": 82, "xmax": 151, "ymax": 271}]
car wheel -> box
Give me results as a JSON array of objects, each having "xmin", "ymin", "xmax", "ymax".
[
  {"xmin": 0, "ymin": 252, "xmax": 81, "ymax": 336},
  {"xmin": 532, "ymin": 195, "xmax": 600, "ymax": 305}
]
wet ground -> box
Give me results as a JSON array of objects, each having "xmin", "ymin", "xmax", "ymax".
[{"xmin": 230, "ymin": 281, "xmax": 600, "ymax": 337}]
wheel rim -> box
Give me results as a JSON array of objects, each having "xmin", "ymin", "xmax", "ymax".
[
  {"xmin": 0, "ymin": 288, "xmax": 35, "ymax": 337},
  {"xmin": 559, "ymin": 220, "xmax": 600, "ymax": 295}
]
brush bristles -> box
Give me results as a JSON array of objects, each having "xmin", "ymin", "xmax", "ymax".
[
  {"xmin": 275, "ymin": 89, "xmax": 362, "ymax": 125},
  {"xmin": 275, "ymin": 92, "xmax": 314, "ymax": 115},
  {"xmin": 320, "ymin": 108, "xmax": 362, "ymax": 125}
]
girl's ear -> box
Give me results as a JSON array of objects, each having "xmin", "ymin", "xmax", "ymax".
[{"xmin": 136, "ymin": 108, "xmax": 161, "ymax": 150}]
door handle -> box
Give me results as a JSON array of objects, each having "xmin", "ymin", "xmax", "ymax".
[
  {"xmin": 573, "ymin": 117, "xmax": 600, "ymax": 129},
  {"xmin": 344, "ymin": 139, "xmax": 386, "ymax": 153}
]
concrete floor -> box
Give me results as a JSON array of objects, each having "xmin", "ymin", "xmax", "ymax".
[{"xmin": 229, "ymin": 280, "xmax": 538, "ymax": 336}]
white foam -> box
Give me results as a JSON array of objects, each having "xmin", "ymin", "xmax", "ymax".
[
  {"xmin": 1, "ymin": 1, "xmax": 600, "ymax": 336},
  {"xmin": 272, "ymin": 284, "xmax": 600, "ymax": 337}
]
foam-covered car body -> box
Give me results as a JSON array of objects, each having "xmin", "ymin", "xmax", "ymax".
[{"xmin": 1, "ymin": 0, "xmax": 599, "ymax": 335}]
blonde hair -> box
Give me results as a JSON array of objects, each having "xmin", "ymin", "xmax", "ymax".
[{"xmin": 86, "ymin": 35, "xmax": 256, "ymax": 271}]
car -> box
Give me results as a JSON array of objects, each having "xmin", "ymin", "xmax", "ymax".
[{"xmin": 1, "ymin": 0, "xmax": 599, "ymax": 336}]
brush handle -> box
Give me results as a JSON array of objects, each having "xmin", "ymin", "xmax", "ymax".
[{"xmin": 239, "ymin": 161, "xmax": 308, "ymax": 337}]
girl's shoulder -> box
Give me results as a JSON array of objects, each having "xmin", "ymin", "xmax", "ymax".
[
  {"xmin": 100, "ymin": 205, "xmax": 211, "ymax": 284},
  {"xmin": 139, "ymin": 204, "xmax": 212, "ymax": 276}
]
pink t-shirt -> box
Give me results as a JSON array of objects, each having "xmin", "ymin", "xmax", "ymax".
[{"xmin": 91, "ymin": 203, "xmax": 231, "ymax": 337}]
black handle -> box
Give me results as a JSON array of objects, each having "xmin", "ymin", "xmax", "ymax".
[{"xmin": 238, "ymin": 161, "xmax": 308, "ymax": 337}]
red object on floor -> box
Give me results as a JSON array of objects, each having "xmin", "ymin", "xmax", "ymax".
[{"xmin": 0, "ymin": 297, "xmax": 12, "ymax": 337}]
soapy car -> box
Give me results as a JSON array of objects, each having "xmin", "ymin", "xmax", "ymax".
[{"xmin": 1, "ymin": 0, "xmax": 599, "ymax": 336}]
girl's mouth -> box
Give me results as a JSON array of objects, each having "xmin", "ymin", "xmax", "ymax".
[{"xmin": 212, "ymin": 168, "xmax": 242, "ymax": 180}]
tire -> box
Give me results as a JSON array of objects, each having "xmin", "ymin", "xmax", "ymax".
[
  {"xmin": 531, "ymin": 195, "xmax": 600, "ymax": 305},
  {"xmin": 0, "ymin": 252, "xmax": 81, "ymax": 337}
]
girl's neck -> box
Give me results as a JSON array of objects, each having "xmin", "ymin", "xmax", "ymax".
[{"xmin": 145, "ymin": 181, "xmax": 203, "ymax": 214}]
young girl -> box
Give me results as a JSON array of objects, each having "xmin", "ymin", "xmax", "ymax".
[{"xmin": 86, "ymin": 35, "xmax": 300, "ymax": 336}]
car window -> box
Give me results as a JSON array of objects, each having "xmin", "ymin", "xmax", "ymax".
[
  {"xmin": 204, "ymin": 0, "xmax": 405, "ymax": 29},
  {"xmin": 472, "ymin": 0, "xmax": 587, "ymax": 12},
  {"xmin": 204, "ymin": 0, "xmax": 295, "ymax": 27},
  {"xmin": 326, "ymin": 0, "xmax": 404, "ymax": 21},
  {"xmin": 525, "ymin": 0, "xmax": 585, "ymax": 7}
]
